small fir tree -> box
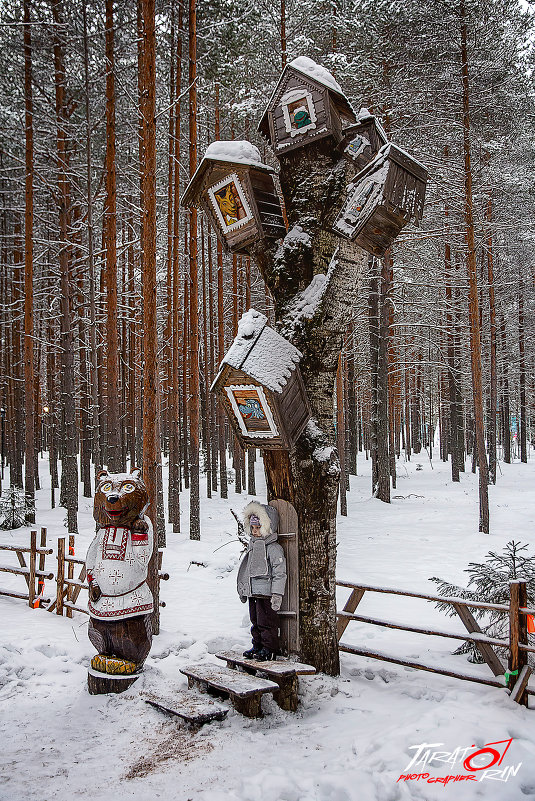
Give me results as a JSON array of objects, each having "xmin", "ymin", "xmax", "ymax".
[
  {"xmin": 430, "ymin": 541, "xmax": 535, "ymax": 664},
  {"xmin": 0, "ymin": 487, "xmax": 35, "ymax": 529}
]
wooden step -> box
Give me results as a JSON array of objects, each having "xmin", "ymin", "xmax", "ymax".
[
  {"xmin": 215, "ymin": 651, "xmax": 316, "ymax": 677},
  {"xmin": 180, "ymin": 662, "xmax": 279, "ymax": 718},
  {"xmin": 215, "ymin": 651, "xmax": 316, "ymax": 712},
  {"xmin": 144, "ymin": 690, "xmax": 229, "ymax": 726}
]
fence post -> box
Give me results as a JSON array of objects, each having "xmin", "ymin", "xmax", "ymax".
[
  {"xmin": 508, "ymin": 580, "xmax": 528, "ymax": 704},
  {"xmin": 28, "ymin": 530, "xmax": 37, "ymax": 608},
  {"xmin": 66, "ymin": 535, "xmax": 74, "ymax": 619},
  {"xmin": 56, "ymin": 537, "xmax": 65, "ymax": 616},
  {"xmin": 38, "ymin": 528, "xmax": 47, "ymax": 607}
]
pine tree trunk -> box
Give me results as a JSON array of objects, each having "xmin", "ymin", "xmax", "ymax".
[
  {"xmin": 139, "ymin": 0, "xmax": 160, "ymax": 631},
  {"xmin": 444, "ymin": 188, "xmax": 460, "ymax": 482},
  {"xmin": 82, "ymin": 0, "xmax": 101, "ymax": 479},
  {"xmin": 23, "ymin": 0, "xmax": 35, "ymax": 521},
  {"xmin": 500, "ymin": 317, "xmax": 511, "ymax": 464},
  {"xmin": 188, "ymin": 0, "xmax": 200, "ymax": 539},
  {"xmin": 486, "ymin": 197, "xmax": 498, "ymax": 483},
  {"xmin": 104, "ymin": 0, "xmax": 121, "ymax": 472},
  {"xmin": 460, "ymin": 0, "xmax": 489, "ymax": 532},
  {"xmin": 518, "ymin": 272, "xmax": 527, "ymax": 463},
  {"xmin": 52, "ymin": 0, "xmax": 78, "ymax": 534}
]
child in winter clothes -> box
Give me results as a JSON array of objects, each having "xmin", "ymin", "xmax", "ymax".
[{"xmin": 237, "ymin": 501, "xmax": 287, "ymax": 661}]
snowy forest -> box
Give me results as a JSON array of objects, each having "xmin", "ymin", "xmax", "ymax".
[
  {"xmin": 1, "ymin": 0, "xmax": 533, "ymax": 540},
  {"xmin": 1, "ymin": 0, "xmax": 535, "ymax": 798}
]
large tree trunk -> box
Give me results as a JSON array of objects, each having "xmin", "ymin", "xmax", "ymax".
[
  {"xmin": 52, "ymin": 0, "xmax": 78, "ymax": 535},
  {"xmin": 460, "ymin": 0, "xmax": 489, "ymax": 532},
  {"xmin": 486, "ymin": 197, "xmax": 498, "ymax": 483},
  {"xmin": 139, "ymin": 0, "xmax": 160, "ymax": 632},
  {"xmin": 23, "ymin": 0, "xmax": 35, "ymax": 521},
  {"xmin": 104, "ymin": 0, "xmax": 121, "ymax": 472},
  {"xmin": 253, "ymin": 140, "xmax": 367, "ymax": 675},
  {"xmin": 188, "ymin": 0, "xmax": 200, "ymax": 539}
]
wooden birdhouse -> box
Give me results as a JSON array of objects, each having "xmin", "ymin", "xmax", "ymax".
[
  {"xmin": 333, "ymin": 143, "xmax": 428, "ymax": 257},
  {"xmin": 258, "ymin": 56, "xmax": 357, "ymax": 155},
  {"xmin": 340, "ymin": 108, "xmax": 388, "ymax": 172},
  {"xmin": 210, "ymin": 309, "xmax": 311, "ymax": 450},
  {"xmin": 182, "ymin": 140, "xmax": 287, "ymax": 254}
]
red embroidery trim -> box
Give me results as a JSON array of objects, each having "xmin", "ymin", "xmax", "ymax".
[
  {"xmin": 101, "ymin": 526, "xmax": 128, "ymax": 561},
  {"xmin": 88, "ymin": 600, "xmax": 153, "ymax": 618}
]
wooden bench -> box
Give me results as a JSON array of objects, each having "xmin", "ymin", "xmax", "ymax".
[
  {"xmin": 215, "ymin": 651, "xmax": 316, "ymax": 711},
  {"xmin": 180, "ymin": 663, "xmax": 279, "ymax": 718},
  {"xmin": 144, "ymin": 690, "xmax": 229, "ymax": 728}
]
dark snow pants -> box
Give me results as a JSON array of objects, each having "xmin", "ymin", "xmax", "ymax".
[{"xmin": 249, "ymin": 597, "xmax": 279, "ymax": 652}]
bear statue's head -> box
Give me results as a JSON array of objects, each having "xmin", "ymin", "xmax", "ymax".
[{"xmin": 93, "ymin": 467, "xmax": 149, "ymax": 529}]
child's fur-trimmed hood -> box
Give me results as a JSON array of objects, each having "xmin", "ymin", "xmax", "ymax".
[{"xmin": 243, "ymin": 501, "xmax": 279, "ymax": 538}]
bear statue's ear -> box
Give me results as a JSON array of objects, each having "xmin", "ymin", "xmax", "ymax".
[
  {"xmin": 97, "ymin": 469, "xmax": 109, "ymax": 481},
  {"xmin": 130, "ymin": 466, "xmax": 142, "ymax": 479}
]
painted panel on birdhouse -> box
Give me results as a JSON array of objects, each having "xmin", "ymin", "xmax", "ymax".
[
  {"xmin": 281, "ymin": 87, "xmax": 318, "ymax": 136},
  {"xmin": 342, "ymin": 112, "xmax": 388, "ymax": 172},
  {"xmin": 225, "ymin": 384, "xmax": 279, "ymax": 439},
  {"xmin": 207, "ymin": 172, "xmax": 254, "ymax": 234}
]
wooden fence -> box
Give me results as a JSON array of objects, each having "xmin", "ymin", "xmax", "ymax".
[
  {"xmin": 0, "ymin": 528, "xmax": 53, "ymax": 608},
  {"xmin": 337, "ymin": 578, "xmax": 533, "ymax": 707}
]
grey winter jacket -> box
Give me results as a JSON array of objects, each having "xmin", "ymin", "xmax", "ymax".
[
  {"xmin": 237, "ymin": 531, "xmax": 287, "ymax": 598},
  {"xmin": 237, "ymin": 501, "xmax": 287, "ymax": 599}
]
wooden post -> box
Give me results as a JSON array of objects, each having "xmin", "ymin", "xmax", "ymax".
[
  {"xmin": 28, "ymin": 530, "xmax": 36, "ymax": 608},
  {"xmin": 56, "ymin": 537, "xmax": 65, "ymax": 616},
  {"xmin": 37, "ymin": 527, "xmax": 46, "ymax": 606},
  {"xmin": 509, "ymin": 580, "xmax": 528, "ymax": 705},
  {"xmin": 66, "ymin": 534, "xmax": 74, "ymax": 618}
]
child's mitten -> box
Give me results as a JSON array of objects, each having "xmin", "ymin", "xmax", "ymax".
[{"xmin": 271, "ymin": 594, "xmax": 283, "ymax": 611}]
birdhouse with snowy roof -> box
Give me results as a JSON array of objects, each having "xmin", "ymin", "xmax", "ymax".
[
  {"xmin": 210, "ymin": 309, "xmax": 311, "ymax": 450},
  {"xmin": 258, "ymin": 57, "xmax": 357, "ymax": 156},
  {"xmin": 182, "ymin": 140, "xmax": 287, "ymax": 254},
  {"xmin": 340, "ymin": 108, "xmax": 388, "ymax": 172},
  {"xmin": 333, "ymin": 143, "xmax": 428, "ymax": 257}
]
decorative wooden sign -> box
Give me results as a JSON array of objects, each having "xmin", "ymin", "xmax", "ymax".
[
  {"xmin": 259, "ymin": 56, "xmax": 357, "ymax": 155},
  {"xmin": 333, "ymin": 143, "xmax": 428, "ymax": 257},
  {"xmin": 341, "ymin": 108, "xmax": 388, "ymax": 172},
  {"xmin": 182, "ymin": 141, "xmax": 286, "ymax": 254},
  {"xmin": 211, "ymin": 309, "xmax": 311, "ymax": 450}
]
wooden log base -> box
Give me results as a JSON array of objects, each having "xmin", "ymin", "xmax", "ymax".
[{"xmin": 87, "ymin": 666, "xmax": 140, "ymax": 695}]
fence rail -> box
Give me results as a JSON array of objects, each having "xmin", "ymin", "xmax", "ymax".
[
  {"xmin": 336, "ymin": 578, "xmax": 532, "ymax": 706},
  {"xmin": 0, "ymin": 528, "xmax": 52, "ymax": 608}
]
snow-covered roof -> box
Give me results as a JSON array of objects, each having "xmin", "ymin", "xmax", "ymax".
[
  {"xmin": 211, "ymin": 309, "xmax": 302, "ymax": 394},
  {"xmin": 182, "ymin": 140, "xmax": 274, "ymax": 209},
  {"xmin": 289, "ymin": 56, "xmax": 343, "ymax": 96},
  {"xmin": 203, "ymin": 140, "xmax": 263, "ymax": 166}
]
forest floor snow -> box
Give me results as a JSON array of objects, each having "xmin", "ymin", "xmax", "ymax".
[{"xmin": 1, "ymin": 451, "xmax": 535, "ymax": 801}]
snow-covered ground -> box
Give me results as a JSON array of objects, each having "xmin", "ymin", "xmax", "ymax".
[{"xmin": 1, "ymin": 450, "xmax": 535, "ymax": 801}]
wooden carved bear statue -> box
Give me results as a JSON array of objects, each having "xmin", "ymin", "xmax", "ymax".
[{"xmin": 85, "ymin": 467, "xmax": 153, "ymax": 694}]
